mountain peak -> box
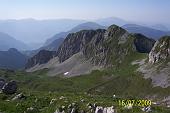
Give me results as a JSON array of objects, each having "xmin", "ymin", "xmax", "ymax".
[
  {"xmin": 108, "ymin": 24, "xmax": 125, "ymax": 31},
  {"xmin": 106, "ymin": 24, "xmax": 127, "ymax": 40}
]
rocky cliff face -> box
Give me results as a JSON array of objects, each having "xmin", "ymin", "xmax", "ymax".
[
  {"xmin": 83, "ymin": 25, "xmax": 132, "ymax": 66},
  {"xmin": 56, "ymin": 29, "xmax": 106, "ymax": 63},
  {"xmin": 25, "ymin": 50, "xmax": 56, "ymax": 69},
  {"xmin": 57, "ymin": 25, "xmax": 155, "ymax": 67},
  {"xmin": 26, "ymin": 24, "xmax": 156, "ymax": 72},
  {"xmin": 149, "ymin": 36, "xmax": 170, "ymax": 63}
]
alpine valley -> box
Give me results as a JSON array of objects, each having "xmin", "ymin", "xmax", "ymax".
[{"xmin": 0, "ymin": 22, "xmax": 170, "ymax": 113}]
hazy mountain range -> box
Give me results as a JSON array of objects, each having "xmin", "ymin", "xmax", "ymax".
[
  {"xmin": 0, "ymin": 17, "xmax": 169, "ymax": 50},
  {"xmin": 22, "ymin": 22, "xmax": 105, "ymax": 57},
  {"xmin": 0, "ymin": 32, "xmax": 29, "ymax": 51},
  {"xmin": 0, "ymin": 19, "xmax": 85, "ymax": 47},
  {"xmin": 0, "ymin": 20, "xmax": 169, "ymax": 70},
  {"xmin": 0, "ymin": 18, "xmax": 170, "ymax": 57},
  {"xmin": 0, "ymin": 48, "xmax": 28, "ymax": 69},
  {"xmin": 44, "ymin": 22, "xmax": 106, "ymax": 46},
  {"xmin": 95, "ymin": 17, "xmax": 129, "ymax": 26},
  {"xmin": 122, "ymin": 24, "xmax": 170, "ymax": 39}
]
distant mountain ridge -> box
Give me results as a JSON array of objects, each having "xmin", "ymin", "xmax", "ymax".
[
  {"xmin": 0, "ymin": 17, "xmax": 169, "ymax": 49},
  {"xmin": 151, "ymin": 24, "xmax": 169, "ymax": 31},
  {"xmin": 44, "ymin": 22, "xmax": 105, "ymax": 46},
  {"xmin": 0, "ymin": 32, "xmax": 29, "ymax": 51},
  {"xmin": 122, "ymin": 24, "xmax": 170, "ymax": 39},
  {"xmin": 95, "ymin": 17, "xmax": 128, "ymax": 26},
  {"xmin": 0, "ymin": 48, "xmax": 28, "ymax": 69},
  {"xmin": 0, "ymin": 19, "xmax": 85, "ymax": 48}
]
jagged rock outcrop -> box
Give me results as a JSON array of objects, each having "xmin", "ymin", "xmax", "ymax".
[
  {"xmin": 149, "ymin": 36, "xmax": 170, "ymax": 63},
  {"xmin": 25, "ymin": 50, "xmax": 56, "ymax": 69},
  {"xmin": 56, "ymin": 29, "xmax": 106, "ymax": 63},
  {"xmin": 135, "ymin": 36, "xmax": 170, "ymax": 88},
  {"xmin": 95, "ymin": 106, "xmax": 115, "ymax": 113},
  {"xmin": 83, "ymin": 25, "xmax": 132, "ymax": 66}
]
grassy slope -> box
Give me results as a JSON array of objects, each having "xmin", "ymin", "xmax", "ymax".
[
  {"xmin": 0, "ymin": 34, "xmax": 169, "ymax": 112},
  {"xmin": 0, "ymin": 51, "xmax": 170, "ymax": 113}
]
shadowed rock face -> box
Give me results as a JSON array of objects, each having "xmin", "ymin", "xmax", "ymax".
[
  {"xmin": 133, "ymin": 34, "xmax": 156, "ymax": 53},
  {"xmin": 25, "ymin": 50, "xmax": 56, "ymax": 69},
  {"xmin": 2, "ymin": 80, "xmax": 17, "ymax": 95},
  {"xmin": 149, "ymin": 36, "xmax": 170, "ymax": 63}
]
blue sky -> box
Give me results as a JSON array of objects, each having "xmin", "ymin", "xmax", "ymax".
[{"xmin": 0, "ymin": 0, "xmax": 170, "ymax": 24}]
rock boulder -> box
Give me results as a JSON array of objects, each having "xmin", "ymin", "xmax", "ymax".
[
  {"xmin": 2, "ymin": 80, "xmax": 17, "ymax": 94},
  {"xmin": 149, "ymin": 36, "xmax": 170, "ymax": 63}
]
